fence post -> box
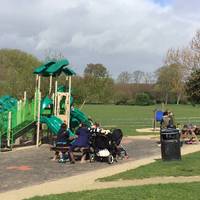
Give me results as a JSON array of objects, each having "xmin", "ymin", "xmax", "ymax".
[{"xmin": 7, "ymin": 111, "xmax": 12, "ymax": 147}]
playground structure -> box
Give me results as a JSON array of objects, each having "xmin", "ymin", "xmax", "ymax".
[
  {"xmin": 0, "ymin": 95, "xmax": 36, "ymax": 149},
  {"xmin": 0, "ymin": 59, "xmax": 91, "ymax": 151}
]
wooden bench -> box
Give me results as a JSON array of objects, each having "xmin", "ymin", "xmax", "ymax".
[
  {"xmin": 50, "ymin": 146, "xmax": 70, "ymax": 153},
  {"xmin": 50, "ymin": 146, "xmax": 90, "ymax": 154}
]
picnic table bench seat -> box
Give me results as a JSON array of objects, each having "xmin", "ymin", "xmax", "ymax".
[{"xmin": 50, "ymin": 146, "xmax": 90, "ymax": 153}]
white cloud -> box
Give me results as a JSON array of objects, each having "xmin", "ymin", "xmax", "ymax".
[{"xmin": 0, "ymin": 0, "xmax": 199, "ymax": 77}]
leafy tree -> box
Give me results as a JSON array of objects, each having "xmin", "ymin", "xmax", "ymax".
[
  {"xmin": 83, "ymin": 74, "xmax": 114, "ymax": 104},
  {"xmin": 155, "ymin": 64, "xmax": 185, "ymax": 104},
  {"xmin": 84, "ymin": 63, "xmax": 109, "ymax": 78},
  {"xmin": 155, "ymin": 65, "xmax": 174, "ymax": 104},
  {"xmin": 114, "ymin": 90, "xmax": 130, "ymax": 105},
  {"xmin": 185, "ymin": 69, "xmax": 200, "ymax": 104},
  {"xmin": 73, "ymin": 63, "xmax": 113, "ymax": 104},
  {"xmin": 135, "ymin": 93, "xmax": 152, "ymax": 106},
  {"xmin": 0, "ymin": 49, "xmax": 41, "ymax": 98}
]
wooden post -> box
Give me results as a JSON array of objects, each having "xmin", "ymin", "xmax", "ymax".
[
  {"xmin": 54, "ymin": 79, "xmax": 58, "ymax": 116},
  {"xmin": 18, "ymin": 100, "xmax": 22, "ymax": 124},
  {"xmin": 35, "ymin": 74, "xmax": 39, "ymax": 89},
  {"xmin": 17, "ymin": 101, "xmax": 20, "ymax": 125},
  {"xmin": 67, "ymin": 76, "xmax": 71, "ymax": 128},
  {"xmin": 49, "ymin": 75, "xmax": 53, "ymax": 95},
  {"xmin": 36, "ymin": 76, "xmax": 41, "ymax": 148},
  {"xmin": 153, "ymin": 109, "xmax": 156, "ymax": 131},
  {"xmin": 68, "ymin": 76, "xmax": 71, "ymax": 99},
  {"xmin": 23, "ymin": 91, "xmax": 27, "ymax": 105},
  {"xmin": 38, "ymin": 75, "xmax": 41, "ymax": 96},
  {"xmin": 34, "ymin": 91, "xmax": 37, "ymax": 120},
  {"xmin": 22, "ymin": 91, "xmax": 27, "ymax": 121},
  {"xmin": 7, "ymin": 111, "xmax": 12, "ymax": 147},
  {"xmin": 34, "ymin": 75, "xmax": 39, "ymax": 120}
]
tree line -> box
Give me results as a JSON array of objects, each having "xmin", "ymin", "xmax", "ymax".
[{"xmin": 1, "ymin": 30, "xmax": 200, "ymax": 105}]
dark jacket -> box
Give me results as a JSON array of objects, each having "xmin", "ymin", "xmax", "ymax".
[
  {"xmin": 56, "ymin": 128, "xmax": 69, "ymax": 144},
  {"xmin": 72, "ymin": 127, "xmax": 90, "ymax": 147}
]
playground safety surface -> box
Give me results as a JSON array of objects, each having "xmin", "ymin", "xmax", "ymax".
[{"xmin": 0, "ymin": 137, "xmax": 160, "ymax": 193}]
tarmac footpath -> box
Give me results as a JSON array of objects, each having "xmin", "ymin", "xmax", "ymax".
[{"xmin": 0, "ymin": 141, "xmax": 200, "ymax": 200}]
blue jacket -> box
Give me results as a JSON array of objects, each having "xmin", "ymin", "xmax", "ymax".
[{"xmin": 73, "ymin": 127, "xmax": 90, "ymax": 147}]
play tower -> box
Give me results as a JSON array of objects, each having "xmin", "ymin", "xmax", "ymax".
[{"xmin": 34, "ymin": 59, "xmax": 76, "ymax": 147}]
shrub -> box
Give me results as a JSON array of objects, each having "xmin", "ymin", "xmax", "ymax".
[{"xmin": 135, "ymin": 93, "xmax": 153, "ymax": 106}]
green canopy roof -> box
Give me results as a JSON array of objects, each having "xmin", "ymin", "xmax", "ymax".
[
  {"xmin": 63, "ymin": 67, "xmax": 76, "ymax": 76},
  {"xmin": 33, "ymin": 59, "xmax": 75, "ymax": 77},
  {"xmin": 45, "ymin": 59, "xmax": 69, "ymax": 75},
  {"xmin": 33, "ymin": 61, "xmax": 55, "ymax": 74}
]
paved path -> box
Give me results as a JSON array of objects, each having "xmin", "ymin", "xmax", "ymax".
[
  {"xmin": 0, "ymin": 137, "xmax": 159, "ymax": 193},
  {"xmin": 1, "ymin": 137, "xmax": 200, "ymax": 200}
]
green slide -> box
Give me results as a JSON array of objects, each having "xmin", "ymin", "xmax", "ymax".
[
  {"xmin": 41, "ymin": 108, "xmax": 91, "ymax": 134},
  {"xmin": 40, "ymin": 115, "xmax": 63, "ymax": 135},
  {"xmin": 40, "ymin": 95, "xmax": 91, "ymax": 132},
  {"xmin": 70, "ymin": 108, "xmax": 91, "ymax": 128}
]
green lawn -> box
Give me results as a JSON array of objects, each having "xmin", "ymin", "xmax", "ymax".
[
  {"xmin": 26, "ymin": 182, "xmax": 200, "ymax": 200},
  {"xmin": 82, "ymin": 104, "xmax": 200, "ymax": 135},
  {"xmin": 99, "ymin": 151, "xmax": 200, "ymax": 182}
]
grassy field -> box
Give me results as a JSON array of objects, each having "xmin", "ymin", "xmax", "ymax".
[
  {"xmin": 26, "ymin": 182, "xmax": 200, "ymax": 200},
  {"xmin": 99, "ymin": 151, "xmax": 200, "ymax": 181},
  {"xmin": 82, "ymin": 104, "xmax": 200, "ymax": 135}
]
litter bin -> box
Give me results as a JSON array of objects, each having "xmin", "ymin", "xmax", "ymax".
[{"xmin": 160, "ymin": 128, "xmax": 181, "ymax": 161}]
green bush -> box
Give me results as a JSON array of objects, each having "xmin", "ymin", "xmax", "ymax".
[
  {"xmin": 126, "ymin": 99, "xmax": 135, "ymax": 105},
  {"xmin": 135, "ymin": 93, "xmax": 153, "ymax": 106}
]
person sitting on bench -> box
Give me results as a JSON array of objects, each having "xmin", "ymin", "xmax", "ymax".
[
  {"xmin": 160, "ymin": 110, "xmax": 175, "ymax": 129},
  {"xmin": 181, "ymin": 124, "xmax": 199, "ymax": 144},
  {"xmin": 52, "ymin": 123, "xmax": 75, "ymax": 162},
  {"xmin": 68, "ymin": 123, "xmax": 91, "ymax": 164}
]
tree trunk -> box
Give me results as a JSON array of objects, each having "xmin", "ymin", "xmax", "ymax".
[
  {"xmin": 79, "ymin": 97, "xmax": 88, "ymax": 110},
  {"xmin": 176, "ymin": 93, "xmax": 181, "ymax": 104},
  {"xmin": 165, "ymin": 93, "xmax": 168, "ymax": 105}
]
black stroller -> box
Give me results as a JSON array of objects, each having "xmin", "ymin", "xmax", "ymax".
[
  {"xmin": 89, "ymin": 128, "xmax": 127, "ymax": 164},
  {"xmin": 111, "ymin": 129, "xmax": 128, "ymax": 160}
]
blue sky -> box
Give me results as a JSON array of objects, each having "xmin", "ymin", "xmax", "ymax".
[{"xmin": 153, "ymin": 0, "xmax": 172, "ymax": 6}]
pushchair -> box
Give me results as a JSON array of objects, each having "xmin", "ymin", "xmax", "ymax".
[
  {"xmin": 89, "ymin": 128, "xmax": 127, "ymax": 164},
  {"xmin": 88, "ymin": 128, "xmax": 114, "ymax": 164},
  {"xmin": 111, "ymin": 129, "xmax": 128, "ymax": 160}
]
